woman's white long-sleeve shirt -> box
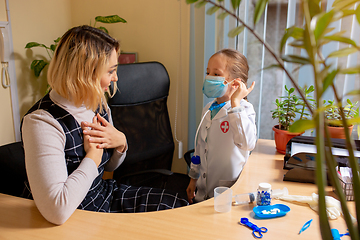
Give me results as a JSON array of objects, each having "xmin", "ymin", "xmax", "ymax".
[
  {"xmin": 22, "ymin": 91, "xmax": 126, "ymax": 225},
  {"xmin": 189, "ymin": 99, "xmax": 257, "ymax": 202}
]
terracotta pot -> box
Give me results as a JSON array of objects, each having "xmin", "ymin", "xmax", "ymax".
[
  {"xmin": 272, "ymin": 125, "xmax": 303, "ymax": 154},
  {"xmin": 327, "ymin": 125, "xmax": 354, "ymax": 139}
]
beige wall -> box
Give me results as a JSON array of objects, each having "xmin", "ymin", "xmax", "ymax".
[
  {"xmin": 8, "ymin": 0, "xmax": 190, "ymax": 174},
  {"xmin": 9, "ymin": 0, "xmax": 72, "ymax": 117}
]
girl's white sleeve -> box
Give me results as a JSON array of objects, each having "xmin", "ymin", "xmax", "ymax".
[
  {"xmin": 228, "ymin": 100, "xmax": 257, "ymax": 151},
  {"xmin": 22, "ymin": 110, "xmax": 99, "ymax": 225}
]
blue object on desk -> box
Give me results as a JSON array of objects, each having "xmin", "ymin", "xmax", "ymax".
[
  {"xmin": 239, "ymin": 217, "xmax": 268, "ymax": 238},
  {"xmin": 299, "ymin": 219, "xmax": 312, "ymax": 234},
  {"xmin": 253, "ymin": 204, "xmax": 290, "ymax": 219},
  {"xmin": 331, "ymin": 229, "xmax": 350, "ymax": 239}
]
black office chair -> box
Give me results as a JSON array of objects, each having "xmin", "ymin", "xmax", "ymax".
[
  {"xmin": 109, "ymin": 62, "xmax": 190, "ymax": 196},
  {"xmin": 0, "ymin": 141, "xmax": 31, "ymax": 198}
]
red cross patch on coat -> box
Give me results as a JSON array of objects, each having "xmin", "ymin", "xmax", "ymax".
[{"xmin": 220, "ymin": 121, "xmax": 229, "ymax": 133}]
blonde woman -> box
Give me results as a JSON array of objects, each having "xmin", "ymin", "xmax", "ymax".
[{"xmin": 22, "ymin": 25, "xmax": 188, "ymax": 225}]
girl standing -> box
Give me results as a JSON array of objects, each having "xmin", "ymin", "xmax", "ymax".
[{"xmin": 186, "ymin": 49, "xmax": 257, "ymax": 203}]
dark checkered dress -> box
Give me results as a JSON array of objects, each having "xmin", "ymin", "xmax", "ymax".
[{"xmin": 24, "ymin": 93, "xmax": 188, "ymax": 213}]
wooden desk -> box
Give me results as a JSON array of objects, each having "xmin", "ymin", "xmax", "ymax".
[{"xmin": 0, "ymin": 139, "xmax": 353, "ymax": 239}]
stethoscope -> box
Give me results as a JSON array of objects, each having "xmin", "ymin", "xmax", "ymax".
[{"xmin": 193, "ymin": 101, "xmax": 227, "ymax": 154}]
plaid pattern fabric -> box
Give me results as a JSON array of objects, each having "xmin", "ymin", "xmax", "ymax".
[
  {"xmin": 111, "ymin": 184, "xmax": 188, "ymax": 212},
  {"xmin": 24, "ymin": 93, "xmax": 188, "ymax": 213}
]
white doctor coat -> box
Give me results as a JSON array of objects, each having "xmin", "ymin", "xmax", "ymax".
[{"xmin": 189, "ymin": 99, "xmax": 257, "ymax": 202}]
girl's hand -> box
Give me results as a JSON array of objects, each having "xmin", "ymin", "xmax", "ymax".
[
  {"xmin": 82, "ymin": 113, "xmax": 127, "ymax": 153},
  {"xmin": 81, "ymin": 116, "xmax": 103, "ymax": 167},
  {"xmin": 186, "ymin": 178, "xmax": 197, "ymax": 204},
  {"xmin": 230, "ymin": 80, "xmax": 255, "ymax": 107}
]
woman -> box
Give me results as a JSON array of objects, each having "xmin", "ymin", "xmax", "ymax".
[{"xmin": 22, "ymin": 25, "xmax": 188, "ymax": 225}]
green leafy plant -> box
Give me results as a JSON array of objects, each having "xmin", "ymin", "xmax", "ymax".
[
  {"xmin": 272, "ymin": 85, "xmax": 314, "ymax": 131},
  {"xmin": 324, "ymin": 99, "xmax": 359, "ymax": 127},
  {"xmin": 186, "ymin": 0, "xmax": 360, "ymax": 239},
  {"xmin": 25, "ymin": 15, "xmax": 126, "ymax": 77}
]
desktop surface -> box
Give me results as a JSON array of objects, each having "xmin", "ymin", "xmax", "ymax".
[{"xmin": 0, "ymin": 139, "xmax": 353, "ymax": 239}]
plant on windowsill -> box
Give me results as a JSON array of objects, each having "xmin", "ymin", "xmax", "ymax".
[
  {"xmin": 24, "ymin": 15, "xmax": 126, "ymax": 92},
  {"xmin": 186, "ymin": 0, "xmax": 360, "ymax": 239},
  {"xmin": 271, "ymin": 85, "xmax": 315, "ymax": 154},
  {"xmin": 323, "ymin": 99, "xmax": 359, "ymax": 139}
]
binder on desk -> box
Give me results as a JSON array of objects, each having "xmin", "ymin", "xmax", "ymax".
[{"xmin": 283, "ymin": 136, "xmax": 360, "ymax": 184}]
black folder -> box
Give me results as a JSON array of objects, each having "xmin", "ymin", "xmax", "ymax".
[{"xmin": 283, "ymin": 136, "xmax": 360, "ymax": 184}]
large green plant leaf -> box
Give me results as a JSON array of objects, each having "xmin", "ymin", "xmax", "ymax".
[
  {"xmin": 228, "ymin": 25, "xmax": 245, "ymax": 38},
  {"xmin": 195, "ymin": 1, "xmax": 207, "ymax": 8},
  {"xmin": 308, "ymin": 0, "xmax": 321, "ymax": 19},
  {"xmin": 346, "ymin": 90, "xmax": 360, "ymax": 96},
  {"xmin": 288, "ymin": 40, "xmax": 305, "ymax": 49},
  {"xmin": 253, "ymin": 0, "xmax": 269, "ymax": 25},
  {"xmin": 323, "ymin": 35, "xmax": 358, "ymax": 48},
  {"xmin": 186, "ymin": 0, "xmax": 198, "ymax": 3},
  {"xmin": 279, "ymin": 27, "xmax": 304, "ymax": 54},
  {"xmin": 281, "ymin": 55, "xmax": 311, "ymax": 65},
  {"xmin": 95, "ymin": 15, "xmax": 127, "ymax": 24},
  {"xmin": 327, "ymin": 47, "xmax": 359, "ymax": 58},
  {"xmin": 340, "ymin": 66, "xmax": 360, "ymax": 74},
  {"xmin": 30, "ymin": 60, "xmax": 48, "ymax": 77},
  {"xmin": 332, "ymin": 0, "xmax": 359, "ymax": 10},
  {"xmin": 50, "ymin": 44, "xmax": 57, "ymax": 52},
  {"xmin": 218, "ymin": 12, "xmax": 229, "ymax": 20},
  {"xmin": 206, "ymin": 5, "xmax": 220, "ymax": 15},
  {"xmin": 98, "ymin": 26, "xmax": 109, "ymax": 34},
  {"xmin": 231, "ymin": 0, "xmax": 241, "ymax": 10},
  {"xmin": 25, "ymin": 42, "xmax": 47, "ymax": 49},
  {"xmin": 322, "ymin": 69, "xmax": 338, "ymax": 95},
  {"xmin": 289, "ymin": 119, "xmax": 315, "ymax": 133},
  {"xmin": 356, "ymin": 4, "xmax": 360, "ymax": 25},
  {"xmin": 313, "ymin": 11, "xmax": 334, "ymax": 41}
]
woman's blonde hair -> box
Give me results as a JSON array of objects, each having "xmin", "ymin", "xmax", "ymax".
[
  {"xmin": 47, "ymin": 25, "xmax": 120, "ymax": 112},
  {"xmin": 213, "ymin": 48, "xmax": 250, "ymax": 99}
]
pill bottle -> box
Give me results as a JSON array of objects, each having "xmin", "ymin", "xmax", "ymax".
[{"xmin": 256, "ymin": 183, "xmax": 271, "ymax": 206}]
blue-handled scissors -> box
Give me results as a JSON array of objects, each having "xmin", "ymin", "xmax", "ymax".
[{"xmin": 239, "ymin": 217, "xmax": 268, "ymax": 238}]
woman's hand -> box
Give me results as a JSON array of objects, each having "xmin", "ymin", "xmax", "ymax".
[
  {"xmin": 230, "ymin": 80, "xmax": 255, "ymax": 107},
  {"xmin": 81, "ymin": 115, "xmax": 103, "ymax": 167},
  {"xmin": 186, "ymin": 178, "xmax": 197, "ymax": 204},
  {"xmin": 82, "ymin": 113, "xmax": 127, "ymax": 153}
]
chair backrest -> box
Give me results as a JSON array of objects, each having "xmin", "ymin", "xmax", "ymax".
[
  {"xmin": 108, "ymin": 62, "xmax": 175, "ymax": 185},
  {"xmin": 0, "ymin": 141, "xmax": 29, "ymax": 198}
]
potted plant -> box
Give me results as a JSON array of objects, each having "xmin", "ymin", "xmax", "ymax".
[
  {"xmin": 271, "ymin": 85, "xmax": 314, "ymax": 154},
  {"xmin": 324, "ymin": 99, "xmax": 359, "ymax": 139},
  {"xmin": 186, "ymin": 0, "xmax": 360, "ymax": 239}
]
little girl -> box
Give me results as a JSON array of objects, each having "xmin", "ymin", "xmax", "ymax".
[{"xmin": 186, "ymin": 48, "xmax": 257, "ymax": 203}]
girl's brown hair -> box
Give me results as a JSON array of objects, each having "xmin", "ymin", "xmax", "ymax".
[
  {"xmin": 215, "ymin": 48, "xmax": 249, "ymax": 84},
  {"xmin": 214, "ymin": 48, "xmax": 250, "ymax": 99},
  {"xmin": 47, "ymin": 25, "xmax": 120, "ymax": 112}
]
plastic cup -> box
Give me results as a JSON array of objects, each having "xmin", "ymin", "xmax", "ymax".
[{"xmin": 214, "ymin": 187, "xmax": 233, "ymax": 212}]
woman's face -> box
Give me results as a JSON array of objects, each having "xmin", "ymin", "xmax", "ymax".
[{"xmin": 100, "ymin": 49, "xmax": 118, "ymax": 92}]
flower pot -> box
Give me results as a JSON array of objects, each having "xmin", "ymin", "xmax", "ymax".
[
  {"xmin": 327, "ymin": 125, "xmax": 354, "ymax": 139},
  {"xmin": 272, "ymin": 125, "xmax": 303, "ymax": 154}
]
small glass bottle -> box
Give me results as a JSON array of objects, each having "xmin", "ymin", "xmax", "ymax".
[
  {"xmin": 256, "ymin": 183, "xmax": 272, "ymax": 206},
  {"xmin": 234, "ymin": 192, "xmax": 257, "ymax": 204}
]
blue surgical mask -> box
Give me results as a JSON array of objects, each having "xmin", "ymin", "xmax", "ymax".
[{"xmin": 202, "ymin": 76, "xmax": 228, "ymax": 98}]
